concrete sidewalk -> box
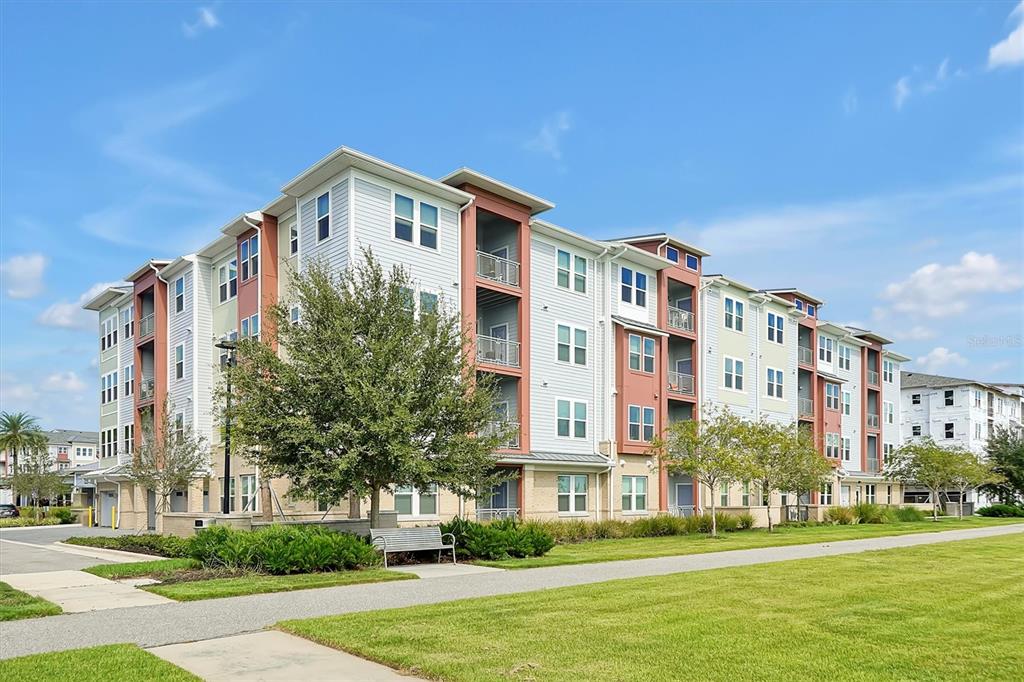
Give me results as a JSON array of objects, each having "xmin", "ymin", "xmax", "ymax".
[
  {"xmin": 2, "ymin": 522, "xmax": 1021, "ymax": 660},
  {"xmin": 2, "ymin": 569, "xmax": 171, "ymax": 613}
]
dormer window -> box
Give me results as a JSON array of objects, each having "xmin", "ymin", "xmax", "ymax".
[
  {"xmin": 794, "ymin": 298, "xmax": 804, "ymax": 311},
  {"xmin": 807, "ymin": 304, "xmax": 816, "ymax": 316},
  {"xmin": 665, "ymin": 246, "xmax": 679, "ymax": 263},
  {"xmin": 685, "ymin": 253, "xmax": 698, "ymax": 271}
]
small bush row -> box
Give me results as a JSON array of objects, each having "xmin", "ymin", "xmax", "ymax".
[
  {"xmin": 823, "ymin": 504, "xmax": 927, "ymax": 525},
  {"xmin": 440, "ymin": 517, "xmax": 554, "ymax": 560},
  {"xmin": 0, "ymin": 517, "xmax": 63, "ymax": 528},
  {"xmin": 64, "ymin": 534, "xmax": 192, "ymax": 557},
  {"xmin": 189, "ymin": 525, "xmax": 380, "ymax": 574},
  {"xmin": 977, "ymin": 504, "xmax": 1024, "ymax": 518},
  {"xmin": 513, "ymin": 511, "xmax": 750, "ymax": 545}
]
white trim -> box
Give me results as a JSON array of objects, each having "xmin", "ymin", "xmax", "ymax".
[
  {"xmin": 555, "ymin": 321, "xmax": 589, "ymax": 368},
  {"xmin": 722, "ymin": 355, "xmax": 745, "ymax": 393},
  {"xmin": 555, "ymin": 397, "xmax": 589, "ymax": 440}
]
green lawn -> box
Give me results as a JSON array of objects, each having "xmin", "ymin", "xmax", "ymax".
[
  {"xmin": 84, "ymin": 558, "xmax": 200, "ymax": 580},
  {"xmin": 0, "ymin": 644, "xmax": 198, "ymax": 681},
  {"xmin": 281, "ymin": 533, "xmax": 1024, "ymax": 681},
  {"xmin": 0, "ymin": 581, "xmax": 61, "ymax": 622},
  {"xmin": 476, "ymin": 516, "xmax": 1023, "ymax": 568},
  {"xmin": 144, "ymin": 569, "xmax": 414, "ymax": 601}
]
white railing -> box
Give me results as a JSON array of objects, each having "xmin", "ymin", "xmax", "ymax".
[
  {"xmin": 670, "ymin": 505, "xmax": 695, "ymax": 518},
  {"xmin": 482, "ymin": 420, "xmax": 520, "ymax": 449},
  {"xmin": 139, "ymin": 313, "xmax": 155, "ymax": 338},
  {"xmin": 798, "ymin": 346, "xmax": 814, "ymax": 365},
  {"xmin": 476, "ymin": 251, "xmax": 520, "ymax": 287},
  {"xmin": 667, "ymin": 371, "xmax": 695, "ymax": 396},
  {"xmin": 475, "ymin": 508, "xmax": 520, "ymax": 522},
  {"xmin": 667, "ymin": 306, "xmax": 694, "ymax": 333},
  {"xmin": 867, "ymin": 413, "xmax": 880, "ymax": 428},
  {"xmin": 139, "ymin": 377, "xmax": 155, "ymax": 401},
  {"xmin": 867, "ymin": 369, "xmax": 880, "ymax": 386},
  {"xmin": 799, "ymin": 398, "xmax": 814, "ymax": 417},
  {"xmin": 477, "ymin": 335, "xmax": 520, "ymax": 368}
]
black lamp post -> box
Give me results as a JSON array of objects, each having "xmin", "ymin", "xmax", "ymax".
[{"xmin": 215, "ymin": 339, "xmax": 237, "ymax": 514}]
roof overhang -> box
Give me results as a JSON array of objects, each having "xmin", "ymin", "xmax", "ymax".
[
  {"xmin": 124, "ymin": 259, "xmax": 172, "ymax": 283},
  {"xmin": 530, "ymin": 219, "xmax": 610, "ymax": 254},
  {"xmin": 614, "ymin": 233, "xmax": 710, "ymax": 258},
  {"xmin": 611, "ymin": 315, "xmax": 669, "ymax": 337},
  {"xmin": 817, "ymin": 369, "xmax": 846, "ymax": 383},
  {"xmin": 883, "ymin": 350, "xmax": 912, "ymax": 363},
  {"xmin": 751, "ymin": 291, "xmax": 797, "ymax": 310},
  {"xmin": 82, "ymin": 285, "xmax": 133, "ymax": 311},
  {"xmin": 220, "ymin": 212, "xmax": 263, "ymax": 238},
  {"xmin": 701, "ymin": 273, "xmax": 760, "ymax": 294},
  {"xmin": 851, "ymin": 329, "xmax": 894, "ymax": 345},
  {"xmin": 763, "ymin": 288, "xmax": 825, "ymax": 306},
  {"xmin": 197, "ymin": 233, "xmax": 237, "ymax": 259},
  {"xmin": 441, "ymin": 168, "xmax": 554, "ymax": 214},
  {"xmin": 261, "ymin": 194, "xmax": 294, "ymax": 218}
]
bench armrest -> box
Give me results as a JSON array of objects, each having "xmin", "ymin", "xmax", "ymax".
[
  {"xmin": 441, "ymin": 532, "xmax": 456, "ymax": 546},
  {"xmin": 371, "ymin": 535, "xmax": 389, "ymax": 551}
]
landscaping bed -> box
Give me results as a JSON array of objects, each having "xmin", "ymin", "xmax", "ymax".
[
  {"xmin": 0, "ymin": 644, "xmax": 199, "ymax": 681},
  {"xmin": 0, "ymin": 581, "xmax": 61, "ymax": 622},
  {"xmin": 0, "ymin": 506, "xmax": 77, "ymax": 528}
]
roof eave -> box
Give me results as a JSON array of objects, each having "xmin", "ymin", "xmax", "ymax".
[{"xmin": 441, "ymin": 167, "xmax": 554, "ymax": 214}]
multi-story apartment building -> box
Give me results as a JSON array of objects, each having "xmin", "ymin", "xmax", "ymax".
[
  {"xmin": 901, "ymin": 371, "xmax": 1023, "ymax": 506},
  {"xmin": 82, "ymin": 146, "xmax": 906, "ymax": 530},
  {"xmin": 0, "ymin": 429, "xmax": 98, "ymax": 506}
]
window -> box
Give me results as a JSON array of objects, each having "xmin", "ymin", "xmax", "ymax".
[
  {"xmin": 622, "ymin": 476, "xmax": 648, "ymax": 512},
  {"xmin": 767, "ymin": 312, "xmax": 784, "ymax": 344},
  {"xmin": 912, "ymin": 425, "xmax": 922, "ymax": 436},
  {"xmin": 620, "ymin": 267, "xmax": 647, "ymax": 307},
  {"xmin": 629, "ymin": 405, "xmax": 655, "ymax": 442},
  {"xmin": 766, "ymin": 367, "xmax": 783, "ymax": 399},
  {"xmin": 573, "ymin": 255, "xmax": 586, "ymax": 293},
  {"xmin": 724, "ymin": 297, "xmax": 744, "ymax": 332},
  {"xmin": 240, "ymin": 474, "xmax": 259, "ymax": 512},
  {"xmin": 419, "ymin": 203, "xmax": 438, "ymax": 249},
  {"xmin": 842, "ymin": 390, "xmax": 851, "ymax": 415},
  {"xmin": 557, "ymin": 400, "xmax": 587, "ymax": 439},
  {"xmin": 865, "ymin": 484, "xmax": 876, "ymax": 503},
  {"xmin": 240, "ymin": 314, "xmax": 259, "ymax": 339},
  {"xmin": 825, "ymin": 433, "xmax": 840, "ymax": 459},
  {"xmin": 973, "ymin": 389, "xmax": 982, "ymax": 408},
  {"xmin": 289, "ymin": 221, "xmax": 298, "ymax": 255},
  {"xmin": 794, "ymin": 298, "xmax": 804, "ymax": 311},
  {"xmin": 944, "ymin": 422, "xmax": 954, "ymax": 439},
  {"xmin": 557, "ymin": 325, "xmax": 587, "ymax": 366},
  {"xmin": 556, "ymin": 250, "xmax": 587, "ymax": 293},
  {"xmin": 174, "ymin": 413, "xmax": 185, "ymax": 443},
  {"xmin": 642, "ymin": 407, "xmax": 655, "ymax": 441},
  {"xmin": 741, "ymin": 481, "xmax": 750, "ymax": 507},
  {"xmin": 174, "ymin": 344, "xmax": 184, "ymax": 380},
  {"xmin": 685, "ymin": 253, "xmax": 699, "ymax": 271},
  {"xmin": 720, "ymin": 482, "xmax": 729, "ymax": 507},
  {"xmin": 101, "ymin": 316, "xmax": 117, "ymax": 351},
  {"xmin": 123, "ymin": 364, "xmax": 134, "ymax": 397},
  {"xmin": 121, "ymin": 305, "xmax": 134, "ymax": 339},
  {"xmin": 883, "ymin": 443, "xmax": 894, "ymax": 465},
  {"xmin": 884, "ymin": 401, "xmax": 894, "ymax": 424},
  {"xmin": 665, "ymin": 246, "xmax": 679, "ymax": 263},
  {"xmin": 911, "ymin": 393, "xmax": 921, "ymax": 405},
  {"xmin": 558, "ymin": 474, "xmax": 588, "ymax": 513},
  {"xmin": 101, "ymin": 371, "xmax": 118, "ymax": 404},
  {"xmin": 838, "ymin": 345, "xmax": 851, "ymax": 370},
  {"xmin": 818, "ymin": 336, "xmax": 833, "ymax": 363},
  {"xmin": 820, "ymin": 483, "xmax": 833, "ymax": 505},
  {"xmin": 223, "ymin": 477, "xmax": 237, "ymax": 512},
  {"xmin": 724, "ymin": 357, "xmax": 744, "ymax": 391},
  {"xmin": 944, "ymin": 390, "xmax": 954, "ymax": 406},
  {"xmin": 174, "ymin": 276, "xmax": 184, "ymax": 313},
  {"xmin": 122, "ymin": 424, "xmax": 134, "ymax": 455},
  {"xmin": 394, "ymin": 484, "xmax": 438, "ymax": 517},
  {"xmin": 627, "ymin": 334, "xmax": 655, "ymax": 373},
  {"xmin": 394, "ymin": 194, "xmax": 414, "ymax": 242},
  {"xmin": 974, "ymin": 423, "xmax": 982, "ymax": 439},
  {"xmin": 218, "ymin": 259, "xmax": 238, "ymax": 303},
  {"xmin": 240, "ymin": 235, "xmax": 258, "ymax": 282},
  {"xmin": 317, "ymin": 192, "xmax": 330, "ymax": 241},
  {"xmin": 842, "ymin": 437, "xmax": 852, "ymax": 461},
  {"xmin": 419, "ymin": 291, "xmax": 438, "ymax": 315},
  {"xmin": 807, "ymin": 304, "xmax": 816, "ymax": 316},
  {"xmin": 883, "ymin": 359, "xmax": 894, "ymax": 382},
  {"xmin": 289, "ymin": 305, "xmax": 301, "ymax": 326},
  {"xmin": 825, "ymin": 383, "xmax": 840, "ymax": 410}
]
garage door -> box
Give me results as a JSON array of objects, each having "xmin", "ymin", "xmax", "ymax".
[{"xmin": 100, "ymin": 491, "xmax": 117, "ymax": 527}]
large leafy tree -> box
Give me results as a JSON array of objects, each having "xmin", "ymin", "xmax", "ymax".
[
  {"xmin": 225, "ymin": 251, "xmax": 507, "ymax": 527},
  {"xmin": 980, "ymin": 425, "xmax": 1024, "ymax": 505},
  {"xmin": 9, "ymin": 446, "xmax": 67, "ymax": 519},
  {"xmin": 0, "ymin": 411, "xmax": 47, "ymax": 473},
  {"xmin": 887, "ymin": 438, "xmax": 961, "ymax": 520},
  {"xmin": 948, "ymin": 451, "xmax": 1001, "ymax": 519},
  {"xmin": 655, "ymin": 406, "xmax": 747, "ymax": 537}
]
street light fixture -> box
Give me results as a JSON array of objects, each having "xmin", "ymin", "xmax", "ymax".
[{"xmin": 214, "ymin": 339, "xmax": 237, "ymax": 515}]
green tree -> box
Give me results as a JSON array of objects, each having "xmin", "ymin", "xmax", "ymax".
[
  {"xmin": 9, "ymin": 446, "xmax": 67, "ymax": 520},
  {"xmin": 949, "ymin": 451, "xmax": 1001, "ymax": 519},
  {"xmin": 655, "ymin": 406, "xmax": 747, "ymax": 537},
  {"xmin": 224, "ymin": 252, "xmax": 507, "ymax": 527},
  {"xmin": 888, "ymin": 438, "xmax": 960, "ymax": 521},
  {"xmin": 979, "ymin": 425, "xmax": 1024, "ymax": 505},
  {"xmin": 0, "ymin": 411, "xmax": 47, "ymax": 476}
]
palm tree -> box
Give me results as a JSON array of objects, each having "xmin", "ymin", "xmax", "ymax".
[{"xmin": 0, "ymin": 412, "xmax": 48, "ymax": 495}]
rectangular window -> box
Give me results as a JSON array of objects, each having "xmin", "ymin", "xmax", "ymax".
[
  {"xmin": 101, "ymin": 316, "xmax": 117, "ymax": 351},
  {"xmin": 174, "ymin": 277, "xmax": 184, "ymax": 313},
  {"xmin": 124, "ymin": 364, "xmax": 134, "ymax": 397},
  {"xmin": 912, "ymin": 393, "xmax": 921, "ymax": 405},
  {"xmin": 419, "ymin": 203, "xmax": 438, "ymax": 249},
  {"xmin": 240, "ymin": 474, "xmax": 258, "ymax": 512},
  {"xmin": 720, "ymin": 481, "xmax": 729, "ymax": 507},
  {"xmin": 884, "ymin": 401, "xmax": 894, "ymax": 424},
  {"xmin": 882, "ymin": 359, "xmax": 893, "ymax": 382},
  {"xmin": 642, "ymin": 406, "xmax": 655, "ymax": 442},
  {"xmin": 121, "ymin": 305, "xmax": 134, "ymax": 339},
  {"xmin": 122, "ymin": 424, "xmax": 134, "ymax": 455},
  {"xmin": 794, "ymin": 298, "xmax": 804, "ymax": 311},
  {"xmin": 820, "ymin": 484, "xmax": 833, "ymax": 506},
  {"xmin": 766, "ymin": 367, "xmax": 783, "ymax": 399},
  {"xmin": 622, "ymin": 476, "xmax": 648, "ymax": 512},
  {"xmin": 419, "ymin": 291, "xmax": 438, "ymax": 315},
  {"xmin": 628, "ymin": 334, "xmax": 641, "ymax": 371},
  {"xmin": 628, "ymin": 405, "xmax": 641, "ymax": 441},
  {"xmin": 620, "ymin": 267, "xmax": 646, "ymax": 307},
  {"xmin": 838, "ymin": 345, "xmax": 851, "ymax": 370},
  {"xmin": 883, "ymin": 443, "xmax": 894, "ymax": 465},
  {"xmin": 842, "ymin": 436, "xmax": 852, "ymax": 461},
  {"xmin": 767, "ymin": 312, "xmax": 784, "ymax": 344},
  {"xmin": 912, "ymin": 425, "xmax": 922, "ymax": 436},
  {"xmin": 724, "ymin": 357, "xmax": 744, "ymax": 391},
  {"xmin": 944, "ymin": 390, "xmax": 954, "ymax": 406},
  {"xmin": 557, "ymin": 251, "xmax": 586, "ymax": 293},
  {"xmin": 825, "ymin": 433, "xmax": 840, "ymax": 459},
  {"xmin": 290, "ymin": 305, "xmax": 301, "ymax": 326},
  {"xmin": 807, "ymin": 304, "xmax": 816, "ymax": 316},
  {"xmin": 842, "ymin": 391, "xmax": 851, "ymax": 415},
  {"xmin": 665, "ymin": 246, "xmax": 679, "ymax": 263},
  {"xmin": 175, "ymin": 344, "xmax": 184, "ymax": 380},
  {"xmin": 289, "ymin": 221, "xmax": 298, "ymax": 255},
  {"xmin": 825, "ymin": 383, "xmax": 841, "ymax": 410},
  {"xmin": 685, "ymin": 253, "xmax": 699, "ymax": 271},
  {"xmin": 394, "ymin": 194, "xmax": 414, "ymax": 242},
  {"xmin": 574, "ymin": 402, "xmax": 587, "ymax": 439},
  {"xmin": 635, "ymin": 272, "xmax": 647, "ymax": 307},
  {"xmin": 973, "ymin": 390, "xmax": 982, "ymax": 408},
  {"xmin": 975, "ymin": 423, "xmax": 982, "ymax": 439},
  {"xmin": 865, "ymin": 484, "xmax": 876, "ymax": 503},
  {"xmin": 944, "ymin": 422, "xmax": 954, "ymax": 439},
  {"xmin": 394, "ymin": 484, "xmax": 438, "ymax": 517},
  {"xmin": 317, "ymin": 192, "xmax": 330, "ymax": 241},
  {"xmin": 174, "ymin": 413, "xmax": 185, "ymax": 443},
  {"xmin": 573, "ymin": 255, "xmax": 586, "ymax": 293},
  {"xmin": 724, "ymin": 297, "xmax": 744, "ymax": 332},
  {"xmin": 818, "ymin": 336, "xmax": 833, "ymax": 363},
  {"xmin": 557, "ymin": 325, "xmax": 587, "ymax": 366},
  {"xmin": 741, "ymin": 481, "xmax": 750, "ymax": 507},
  {"xmin": 218, "ymin": 260, "xmax": 237, "ymax": 303},
  {"xmin": 642, "ymin": 337, "xmax": 655, "ymax": 373},
  {"xmin": 557, "ymin": 250, "xmax": 571, "ymax": 289},
  {"xmin": 558, "ymin": 474, "xmax": 588, "ymax": 513},
  {"xmin": 557, "ymin": 400, "xmax": 587, "ymax": 439},
  {"xmin": 240, "ymin": 314, "xmax": 260, "ymax": 340}
]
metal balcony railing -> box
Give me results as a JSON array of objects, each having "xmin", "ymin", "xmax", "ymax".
[
  {"xmin": 799, "ymin": 398, "xmax": 814, "ymax": 417},
  {"xmin": 139, "ymin": 377, "xmax": 155, "ymax": 401},
  {"xmin": 798, "ymin": 346, "xmax": 814, "ymax": 366},
  {"xmin": 867, "ymin": 369, "xmax": 880, "ymax": 386},
  {"xmin": 670, "ymin": 505, "xmax": 695, "ymax": 518},
  {"xmin": 866, "ymin": 457, "xmax": 881, "ymax": 473},
  {"xmin": 139, "ymin": 313, "xmax": 155, "ymax": 338},
  {"xmin": 667, "ymin": 371, "xmax": 695, "ymax": 396},
  {"xmin": 667, "ymin": 306, "xmax": 694, "ymax": 333},
  {"xmin": 476, "ymin": 251, "xmax": 520, "ymax": 287},
  {"xmin": 481, "ymin": 420, "xmax": 520, "ymax": 449},
  {"xmin": 475, "ymin": 508, "xmax": 520, "ymax": 522},
  {"xmin": 476, "ymin": 335, "xmax": 520, "ymax": 368},
  {"xmin": 867, "ymin": 413, "xmax": 880, "ymax": 428}
]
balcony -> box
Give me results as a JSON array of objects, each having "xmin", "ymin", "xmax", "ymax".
[
  {"xmin": 867, "ymin": 369, "xmax": 879, "ymax": 386},
  {"xmin": 477, "ymin": 335, "xmax": 520, "ymax": 368},
  {"xmin": 476, "ymin": 251, "xmax": 520, "ymax": 288},
  {"xmin": 867, "ymin": 413, "xmax": 880, "ymax": 428},
  {"xmin": 481, "ymin": 420, "xmax": 520, "ymax": 449},
  {"xmin": 475, "ymin": 507, "xmax": 520, "ymax": 522},
  {"xmin": 139, "ymin": 377, "xmax": 155, "ymax": 401},
  {"xmin": 799, "ymin": 398, "xmax": 814, "ymax": 417},
  {"xmin": 669, "ymin": 505, "xmax": 695, "ymax": 518},
  {"xmin": 866, "ymin": 457, "xmax": 881, "ymax": 473},
  {"xmin": 139, "ymin": 313, "xmax": 155, "ymax": 339},
  {"xmin": 667, "ymin": 306, "xmax": 694, "ymax": 333},
  {"xmin": 798, "ymin": 346, "xmax": 814, "ymax": 366},
  {"xmin": 667, "ymin": 371, "xmax": 695, "ymax": 397}
]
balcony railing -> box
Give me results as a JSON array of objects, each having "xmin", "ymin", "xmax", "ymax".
[
  {"xmin": 798, "ymin": 346, "xmax": 814, "ymax": 366},
  {"xmin": 667, "ymin": 306, "xmax": 694, "ymax": 333},
  {"xmin": 139, "ymin": 377, "xmax": 155, "ymax": 401},
  {"xmin": 475, "ymin": 508, "xmax": 520, "ymax": 522},
  {"xmin": 799, "ymin": 397, "xmax": 814, "ymax": 417},
  {"xmin": 481, "ymin": 420, "xmax": 520, "ymax": 449},
  {"xmin": 669, "ymin": 505, "xmax": 695, "ymax": 518},
  {"xmin": 866, "ymin": 457, "xmax": 881, "ymax": 473},
  {"xmin": 667, "ymin": 371, "xmax": 695, "ymax": 396},
  {"xmin": 476, "ymin": 251, "xmax": 520, "ymax": 287},
  {"xmin": 867, "ymin": 413, "xmax": 880, "ymax": 428},
  {"xmin": 139, "ymin": 313, "xmax": 155, "ymax": 338},
  {"xmin": 867, "ymin": 369, "xmax": 880, "ymax": 386},
  {"xmin": 476, "ymin": 335, "xmax": 520, "ymax": 368}
]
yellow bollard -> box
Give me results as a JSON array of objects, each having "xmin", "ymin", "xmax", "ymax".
[
  {"xmin": 112, "ymin": 506, "xmax": 118, "ymax": 529},
  {"xmin": 86, "ymin": 506, "xmax": 92, "ymax": 528}
]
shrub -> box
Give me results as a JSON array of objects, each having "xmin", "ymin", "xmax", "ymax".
[
  {"xmin": 189, "ymin": 524, "xmax": 379, "ymax": 574},
  {"xmin": 735, "ymin": 511, "xmax": 756, "ymax": 530},
  {"xmin": 0, "ymin": 517, "xmax": 61, "ymax": 528},
  {"xmin": 64, "ymin": 534, "xmax": 191, "ymax": 557},
  {"xmin": 441, "ymin": 517, "xmax": 555, "ymax": 560},
  {"xmin": 977, "ymin": 504, "xmax": 1024, "ymax": 518},
  {"xmin": 853, "ymin": 502, "xmax": 885, "ymax": 524},
  {"xmin": 715, "ymin": 512, "xmax": 739, "ymax": 532},
  {"xmin": 891, "ymin": 506, "xmax": 927, "ymax": 522},
  {"xmin": 48, "ymin": 507, "xmax": 76, "ymax": 524},
  {"xmin": 824, "ymin": 506, "xmax": 855, "ymax": 525}
]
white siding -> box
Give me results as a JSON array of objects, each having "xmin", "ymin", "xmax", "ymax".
[
  {"xmin": 610, "ymin": 261, "xmax": 657, "ymax": 326},
  {"xmin": 194, "ymin": 258, "xmax": 215, "ymax": 443},
  {"xmin": 299, "ymin": 175, "xmax": 350, "ymax": 274},
  {"xmin": 117, "ymin": 300, "xmax": 135, "ymax": 434},
  {"xmin": 167, "ymin": 266, "xmax": 194, "ymax": 424},
  {"xmin": 841, "ymin": 343, "xmax": 863, "ymax": 469}
]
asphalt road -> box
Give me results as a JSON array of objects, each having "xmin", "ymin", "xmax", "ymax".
[{"xmin": 0, "ymin": 525, "xmax": 128, "ymax": 575}]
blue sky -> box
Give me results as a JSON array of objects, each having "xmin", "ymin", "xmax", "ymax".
[{"xmin": 1, "ymin": 1, "xmax": 1022, "ymax": 430}]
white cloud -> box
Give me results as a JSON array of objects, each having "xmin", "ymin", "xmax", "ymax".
[
  {"xmin": 893, "ymin": 57, "xmax": 960, "ymax": 110},
  {"xmin": 892, "ymin": 325, "xmax": 937, "ymax": 342},
  {"xmin": 37, "ymin": 281, "xmax": 123, "ymax": 331},
  {"xmin": 842, "ymin": 87, "xmax": 858, "ymax": 116},
  {"xmin": 0, "ymin": 252, "xmax": 47, "ymax": 299},
  {"xmin": 525, "ymin": 110, "xmax": 572, "ymax": 161},
  {"xmin": 989, "ymin": 1, "xmax": 1024, "ymax": 69},
  {"xmin": 915, "ymin": 347, "xmax": 968, "ymax": 373},
  {"xmin": 183, "ymin": 6, "xmax": 220, "ymax": 38},
  {"xmin": 880, "ymin": 252, "xmax": 1024, "ymax": 319},
  {"xmin": 893, "ymin": 76, "xmax": 912, "ymax": 111},
  {"xmin": 41, "ymin": 371, "xmax": 86, "ymax": 393}
]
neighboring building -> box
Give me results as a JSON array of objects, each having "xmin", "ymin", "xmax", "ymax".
[
  {"xmin": 1, "ymin": 429, "xmax": 98, "ymax": 506},
  {"xmin": 901, "ymin": 371, "xmax": 1023, "ymax": 507},
  {"xmin": 81, "ymin": 146, "xmax": 908, "ymax": 530}
]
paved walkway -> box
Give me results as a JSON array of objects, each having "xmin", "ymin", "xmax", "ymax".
[
  {"xmin": 2, "ymin": 569, "xmax": 171, "ymax": 613},
  {"xmin": 2, "ymin": 523, "xmax": 1021, "ymax": 660}
]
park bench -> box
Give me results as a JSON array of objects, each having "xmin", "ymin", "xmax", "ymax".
[{"xmin": 370, "ymin": 526, "xmax": 456, "ymax": 569}]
